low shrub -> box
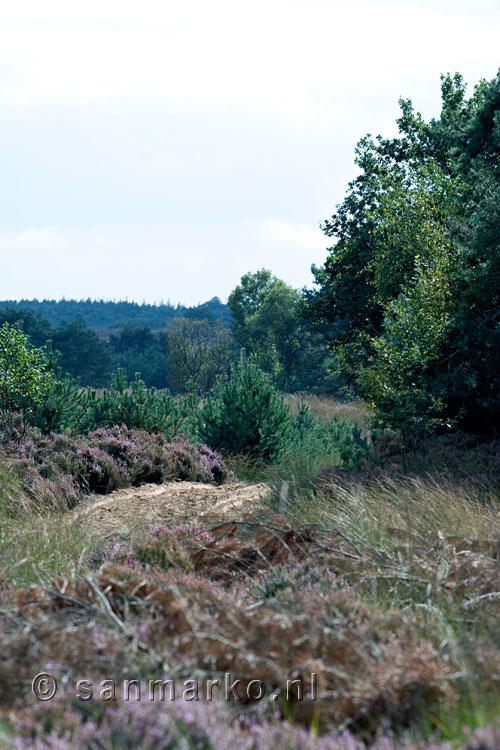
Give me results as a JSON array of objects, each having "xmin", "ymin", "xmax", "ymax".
[
  {"xmin": 6, "ymin": 426, "xmax": 232, "ymax": 511},
  {"xmin": 291, "ymin": 404, "xmax": 368, "ymax": 470},
  {"xmin": 199, "ymin": 355, "xmax": 292, "ymax": 463},
  {"xmin": 135, "ymin": 531, "xmax": 194, "ymax": 572},
  {"xmin": 229, "ymin": 405, "xmax": 369, "ymax": 492},
  {"xmin": 31, "ymin": 373, "xmax": 84, "ymax": 435},
  {"xmin": 73, "ymin": 371, "xmax": 184, "ymax": 438},
  {"xmin": 10, "ymin": 698, "xmax": 491, "ymax": 750},
  {"xmin": 29, "ymin": 370, "xmax": 187, "ymax": 439}
]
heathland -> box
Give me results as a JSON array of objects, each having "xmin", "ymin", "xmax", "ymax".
[{"xmin": 1, "ymin": 71, "xmax": 500, "ymax": 749}]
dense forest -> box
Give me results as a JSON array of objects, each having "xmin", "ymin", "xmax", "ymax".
[{"xmin": 0, "ymin": 296, "xmax": 231, "ymax": 329}]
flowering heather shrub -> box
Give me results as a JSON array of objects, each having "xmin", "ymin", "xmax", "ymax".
[
  {"xmin": 196, "ymin": 442, "xmax": 233, "ymax": 484},
  {"xmin": 9, "ymin": 552, "xmax": 452, "ymax": 731},
  {"xmin": 463, "ymin": 726, "xmax": 500, "ymax": 750},
  {"xmin": 6, "ymin": 426, "xmax": 232, "ymax": 511},
  {"xmin": 134, "ymin": 522, "xmax": 217, "ymax": 572},
  {"xmin": 7, "ymin": 514, "xmax": 500, "ymax": 747},
  {"xmin": 149, "ymin": 522, "xmax": 214, "ymax": 545},
  {"xmin": 12, "ymin": 700, "xmax": 500, "ymax": 749},
  {"xmin": 88, "ymin": 524, "xmax": 215, "ymax": 574},
  {"xmin": 135, "ymin": 531, "xmax": 193, "ymax": 572},
  {"xmin": 89, "ymin": 426, "xmax": 170, "ymax": 485},
  {"xmin": 88, "ymin": 538, "xmax": 138, "ymax": 570},
  {"xmin": 164, "ymin": 439, "xmax": 233, "ymax": 483},
  {"xmin": 0, "ymin": 701, "xmax": 412, "ymax": 750},
  {"xmin": 251, "ymin": 560, "xmax": 353, "ymax": 602},
  {"xmin": 10, "ymin": 431, "xmax": 128, "ymax": 506}
]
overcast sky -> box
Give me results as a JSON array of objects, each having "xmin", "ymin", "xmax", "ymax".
[{"xmin": 1, "ymin": 0, "xmax": 499, "ymax": 305}]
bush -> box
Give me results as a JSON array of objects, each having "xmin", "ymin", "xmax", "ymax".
[
  {"xmin": 0, "ymin": 323, "xmax": 52, "ymax": 437},
  {"xmin": 291, "ymin": 404, "xmax": 368, "ymax": 470},
  {"xmin": 249, "ymin": 404, "xmax": 369, "ymax": 496},
  {"xmin": 135, "ymin": 529, "xmax": 194, "ymax": 571},
  {"xmin": 30, "ymin": 369, "xmax": 187, "ymax": 438},
  {"xmin": 76, "ymin": 371, "xmax": 183, "ymax": 437},
  {"xmin": 30, "ymin": 372, "xmax": 83, "ymax": 435},
  {"xmin": 199, "ymin": 355, "xmax": 292, "ymax": 463},
  {"xmin": 7, "ymin": 426, "xmax": 232, "ymax": 511}
]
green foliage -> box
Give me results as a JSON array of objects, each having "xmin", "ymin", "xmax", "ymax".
[
  {"xmin": 305, "ymin": 70, "xmax": 500, "ymax": 433},
  {"xmin": 27, "ymin": 367, "xmax": 185, "ymax": 437},
  {"xmin": 25, "ymin": 367, "xmax": 201, "ymax": 441},
  {"xmin": 359, "ymin": 252, "xmax": 454, "ymax": 433},
  {"xmin": 76, "ymin": 371, "xmax": 183, "ymax": 438},
  {"xmin": 51, "ymin": 317, "xmax": 113, "ymax": 387},
  {"xmin": 109, "ymin": 325, "xmax": 167, "ymax": 389},
  {"xmin": 199, "ymin": 354, "xmax": 292, "ymax": 462},
  {"xmin": 0, "ymin": 323, "xmax": 52, "ymax": 433},
  {"xmin": 292, "ymin": 403, "xmax": 367, "ymax": 468},
  {"xmin": 0, "ymin": 296, "xmax": 231, "ymax": 329},
  {"xmin": 31, "ymin": 372, "xmax": 83, "ymax": 435},
  {"xmin": 228, "ymin": 269, "xmax": 334, "ymax": 392},
  {"xmin": 166, "ymin": 317, "xmax": 232, "ymax": 394},
  {"xmin": 0, "ymin": 306, "xmax": 52, "ymax": 347}
]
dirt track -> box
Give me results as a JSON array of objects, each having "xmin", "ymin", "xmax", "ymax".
[{"xmin": 74, "ymin": 481, "xmax": 272, "ymax": 538}]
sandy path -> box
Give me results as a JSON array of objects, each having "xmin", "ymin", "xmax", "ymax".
[{"xmin": 73, "ymin": 481, "xmax": 272, "ymax": 538}]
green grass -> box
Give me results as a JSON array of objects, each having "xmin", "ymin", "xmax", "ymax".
[
  {"xmin": 0, "ymin": 509, "xmax": 95, "ymax": 587},
  {"xmin": 0, "ymin": 455, "xmax": 94, "ymax": 586},
  {"xmin": 226, "ymin": 396, "xmax": 371, "ymax": 495},
  {"xmin": 226, "ymin": 444, "xmax": 345, "ymax": 485}
]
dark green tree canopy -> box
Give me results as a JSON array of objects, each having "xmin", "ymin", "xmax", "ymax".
[
  {"xmin": 51, "ymin": 318, "xmax": 113, "ymax": 388},
  {"xmin": 305, "ymin": 71, "xmax": 500, "ymax": 433},
  {"xmin": 228, "ymin": 269, "xmax": 334, "ymax": 392},
  {"xmin": 165, "ymin": 317, "xmax": 232, "ymax": 394}
]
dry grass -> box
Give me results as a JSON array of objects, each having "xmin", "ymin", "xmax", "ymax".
[
  {"xmin": 0, "ymin": 454, "xmax": 94, "ymax": 588},
  {"xmin": 284, "ymin": 394, "xmax": 370, "ymax": 428},
  {"xmin": 4, "ymin": 444, "xmax": 500, "ymax": 746},
  {"xmin": 0, "ymin": 509, "xmax": 95, "ymax": 588},
  {"xmin": 292, "ymin": 475, "xmax": 500, "ymax": 547},
  {"xmin": 73, "ymin": 481, "xmax": 271, "ymax": 540},
  {"xmin": 0, "ymin": 518, "xmax": 456, "ymax": 735}
]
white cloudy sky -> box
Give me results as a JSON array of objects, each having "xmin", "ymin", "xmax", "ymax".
[{"xmin": 1, "ymin": 0, "xmax": 499, "ymax": 305}]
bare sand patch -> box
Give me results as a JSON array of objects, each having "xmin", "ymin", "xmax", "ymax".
[{"xmin": 73, "ymin": 481, "xmax": 272, "ymax": 538}]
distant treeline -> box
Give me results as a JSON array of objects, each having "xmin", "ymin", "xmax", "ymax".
[
  {"xmin": 0, "ymin": 307, "xmax": 168, "ymax": 388},
  {"xmin": 0, "ymin": 297, "xmax": 231, "ymax": 329},
  {"xmin": 0, "ymin": 280, "xmax": 337, "ymax": 394}
]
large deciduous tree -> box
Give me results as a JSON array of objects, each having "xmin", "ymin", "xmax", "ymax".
[
  {"xmin": 165, "ymin": 318, "xmax": 232, "ymax": 394},
  {"xmin": 228, "ymin": 269, "xmax": 333, "ymax": 392},
  {"xmin": 305, "ymin": 71, "xmax": 500, "ymax": 433},
  {"xmin": 0, "ymin": 323, "xmax": 52, "ymax": 435}
]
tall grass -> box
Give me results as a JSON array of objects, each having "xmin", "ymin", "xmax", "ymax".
[
  {"xmin": 227, "ymin": 397, "xmax": 370, "ymax": 491},
  {"xmin": 270, "ymin": 471, "xmax": 500, "ymax": 743},
  {"xmin": 0, "ymin": 511, "xmax": 94, "ymax": 588},
  {"xmin": 0, "ymin": 452, "xmax": 94, "ymax": 586},
  {"xmin": 290, "ymin": 474, "xmax": 500, "ymax": 546}
]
